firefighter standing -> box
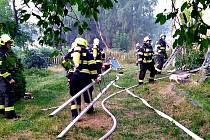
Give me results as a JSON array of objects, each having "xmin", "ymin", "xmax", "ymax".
[
  {"xmin": 91, "ymin": 38, "xmax": 104, "ymax": 74},
  {"xmin": 155, "ymin": 34, "xmax": 167, "ymax": 74},
  {"xmin": 69, "ymin": 37, "xmax": 98, "ymax": 120},
  {"xmin": 0, "ymin": 34, "xmax": 20, "ymax": 119},
  {"xmin": 138, "ymin": 36, "xmax": 156, "ymax": 85}
]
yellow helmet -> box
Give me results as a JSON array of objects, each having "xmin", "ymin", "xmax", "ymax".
[
  {"xmin": 0, "ymin": 34, "xmax": 13, "ymax": 45},
  {"xmin": 74, "ymin": 37, "xmax": 88, "ymax": 48}
]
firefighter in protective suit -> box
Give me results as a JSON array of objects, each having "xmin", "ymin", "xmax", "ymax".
[
  {"xmin": 69, "ymin": 37, "xmax": 99, "ymax": 120},
  {"xmin": 138, "ymin": 36, "xmax": 156, "ymax": 85},
  {"xmin": 0, "ymin": 34, "xmax": 20, "ymax": 119},
  {"xmin": 155, "ymin": 34, "xmax": 167, "ymax": 74},
  {"xmin": 91, "ymin": 38, "xmax": 104, "ymax": 74}
]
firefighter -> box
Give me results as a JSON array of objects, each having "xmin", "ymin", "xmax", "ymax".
[
  {"xmin": 91, "ymin": 38, "xmax": 104, "ymax": 74},
  {"xmin": 138, "ymin": 36, "xmax": 156, "ymax": 85},
  {"xmin": 0, "ymin": 34, "xmax": 20, "ymax": 119},
  {"xmin": 155, "ymin": 34, "xmax": 167, "ymax": 74},
  {"xmin": 69, "ymin": 37, "xmax": 98, "ymax": 120}
]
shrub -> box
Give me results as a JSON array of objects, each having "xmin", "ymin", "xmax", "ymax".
[
  {"xmin": 23, "ymin": 49, "xmax": 48, "ymax": 68},
  {"xmin": 7, "ymin": 50, "xmax": 26, "ymax": 100},
  {"xmin": 175, "ymin": 47, "xmax": 205, "ymax": 70}
]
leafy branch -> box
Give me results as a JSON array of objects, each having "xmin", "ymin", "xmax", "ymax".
[{"xmin": 156, "ymin": 0, "xmax": 210, "ymax": 49}]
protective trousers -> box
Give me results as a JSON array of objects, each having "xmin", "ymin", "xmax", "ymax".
[
  {"xmin": 69, "ymin": 73, "xmax": 94, "ymax": 119},
  {"xmin": 156, "ymin": 53, "xmax": 167, "ymax": 72},
  {"xmin": 139, "ymin": 62, "xmax": 156, "ymax": 84},
  {"xmin": 0, "ymin": 77, "xmax": 16, "ymax": 119},
  {"xmin": 96, "ymin": 62, "xmax": 102, "ymax": 74}
]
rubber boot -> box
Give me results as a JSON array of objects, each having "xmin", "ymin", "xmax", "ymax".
[{"xmin": 87, "ymin": 106, "xmax": 94, "ymax": 114}]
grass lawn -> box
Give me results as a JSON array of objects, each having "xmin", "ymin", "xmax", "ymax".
[{"xmin": 0, "ymin": 65, "xmax": 209, "ymax": 139}]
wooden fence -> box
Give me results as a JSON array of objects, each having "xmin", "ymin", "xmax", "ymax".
[
  {"xmin": 45, "ymin": 56, "xmax": 64, "ymax": 65},
  {"xmin": 46, "ymin": 51, "xmax": 137, "ymax": 66}
]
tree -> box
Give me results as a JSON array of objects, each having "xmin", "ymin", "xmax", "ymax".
[
  {"xmin": 0, "ymin": 0, "xmax": 35, "ymax": 48},
  {"xmin": 93, "ymin": 0, "xmax": 170, "ymax": 51},
  {"xmin": 156, "ymin": 0, "xmax": 210, "ymax": 49},
  {"xmin": 0, "ymin": 0, "xmax": 15, "ymax": 35},
  {"xmin": 112, "ymin": 31, "xmax": 130, "ymax": 51},
  {"xmin": 20, "ymin": 0, "xmax": 117, "ymax": 46}
]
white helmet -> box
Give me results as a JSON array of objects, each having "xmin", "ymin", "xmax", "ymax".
[
  {"xmin": 160, "ymin": 34, "xmax": 166, "ymax": 38},
  {"xmin": 93, "ymin": 38, "xmax": 99, "ymax": 46},
  {"xmin": 136, "ymin": 43, "xmax": 140, "ymax": 47},
  {"xmin": 0, "ymin": 34, "xmax": 13, "ymax": 45},
  {"xmin": 143, "ymin": 36, "xmax": 151, "ymax": 42},
  {"xmin": 68, "ymin": 41, "xmax": 77, "ymax": 52}
]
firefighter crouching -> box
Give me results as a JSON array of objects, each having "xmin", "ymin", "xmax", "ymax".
[
  {"xmin": 67, "ymin": 37, "xmax": 99, "ymax": 120},
  {"xmin": 155, "ymin": 34, "xmax": 167, "ymax": 74},
  {"xmin": 0, "ymin": 34, "xmax": 20, "ymax": 119},
  {"xmin": 91, "ymin": 38, "xmax": 104, "ymax": 74},
  {"xmin": 137, "ymin": 36, "xmax": 156, "ymax": 85}
]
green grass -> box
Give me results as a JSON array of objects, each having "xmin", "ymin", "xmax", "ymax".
[
  {"xmin": 0, "ymin": 65, "xmax": 210, "ymax": 139},
  {"xmin": 178, "ymin": 79, "xmax": 210, "ymax": 112},
  {"xmin": 107, "ymin": 93, "xmax": 190, "ymax": 140},
  {"xmin": 115, "ymin": 65, "xmax": 139, "ymax": 87},
  {"xmin": 0, "ymin": 68, "xmax": 68, "ymax": 138}
]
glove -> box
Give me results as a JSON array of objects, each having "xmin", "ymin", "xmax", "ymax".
[
  {"xmin": 136, "ymin": 62, "xmax": 138, "ymax": 66},
  {"xmin": 9, "ymin": 79, "xmax": 16, "ymax": 85},
  {"xmin": 73, "ymin": 69, "xmax": 80, "ymax": 76},
  {"xmin": 96, "ymin": 76, "xmax": 101, "ymax": 83},
  {"xmin": 66, "ymin": 71, "xmax": 73, "ymax": 79}
]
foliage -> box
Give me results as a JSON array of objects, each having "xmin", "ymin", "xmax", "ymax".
[
  {"xmin": 23, "ymin": 49, "xmax": 48, "ymax": 68},
  {"xmin": 20, "ymin": 0, "xmax": 117, "ymax": 46},
  {"xmin": 96, "ymin": 0, "xmax": 171, "ymax": 51},
  {"xmin": 156, "ymin": 0, "xmax": 210, "ymax": 48},
  {"xmin": 175, "ymin": 47, "xmax": 205, "ymax": 69},
  {"xmin": 0, "ymin": 0, "xmax": 35, "ymax": 48},
  {"xmin": 112, "ymin": 31, "xmax": 130, "ymax": 51},
  {"xmin": 7, "ymin": 49, "xmax": 26, "ymax": 100},
  {"xmin": 22, "ymin": 47, "xmax": 59, "ymax": 68},
  {"xmin": 0, "ymin": 0, "xmax": 14, "ymax": 34}
]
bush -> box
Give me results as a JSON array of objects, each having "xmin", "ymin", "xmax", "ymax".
[
  {"xmin": 175, "ymin": 47, "xmax": 205, "ymax": 70},
  {"xmin": 7, "ymin": 50, "xmax": 26, "ymax": 100},
  {"xmin": 23, "ymin": 49, "xmax": 48, "ymax": 68}
]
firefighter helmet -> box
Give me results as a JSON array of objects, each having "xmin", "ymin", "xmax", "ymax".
[
  {"xmin": 68, "ymin": 41, "xmax": 77, "ymax": 52},
  {"xmin": 0, "ymin": 34, "xmax": 13, "ymax": 45},
  {"xmin": 93, "ymin": 38, "xmax": 100, "ymax": 46},
  {"xmin": 74, "ymin": 37, "xmax": 88, "ymax": 47},
  {"xmin": 160, "ymin": 34, "xmax": 166, "ymax": 38},
  {"xmin": 136, "ymin": 43, "xmax": 140, "ymax": 47},
  {"xmin": 143, "ymin": 36, "xmax": 152, "ymax": 42}
]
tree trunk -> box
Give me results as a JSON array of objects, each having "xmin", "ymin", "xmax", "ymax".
[
  {"xmin": 94, "ymin": 20, "xmax": 110, "ymax": 50},
  {"xmin": 12, "ymin": 0, "xmax": 19, "ymax": 35}
]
